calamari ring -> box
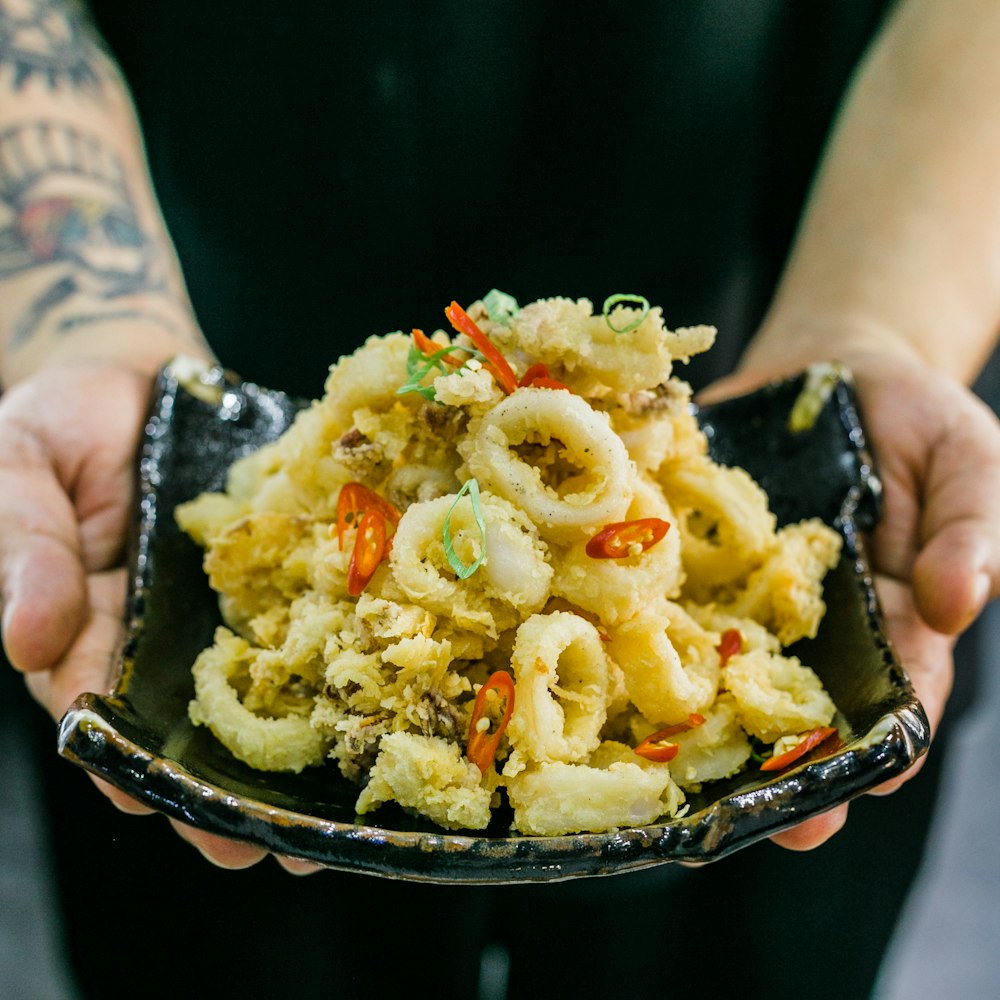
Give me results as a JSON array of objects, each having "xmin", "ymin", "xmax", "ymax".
[
  {"xmin": 505, "ymin": 611, "xmax": 610, "ymax": 764},
  {"xmin": 188, "ymin": 628, "xmax": 328, "ymax": 773},
  {"xmin": 607, "ymin": 600, "xmax": 718, "ymax": 725},
  {"xmin": 388, "ymin": 489, "xmax": 551, "ymax": 636},
  {"xmin": 461, "ymin": 388, "xmax": 631, "ymax": 536},
  {"xmin": 722, "ymin": 648, "xmax": 836, "ymax": 744},
  {"xmin": 550, "ymin": 472, "xmax": 684, "ymax": 625},
  {"xmin": 505, "ymin": 749, "xmax": 683, "ymax": 836},
  {"xmin": 660, "ymin": 456, "xmax": 775, "ymax": 595},
  {"xmin": 716, "ymin": 519, "xmax": 842, "ymax": 645},
  {"xmin": 650, "ymin": 693, "xmax": 751, "ymax": 789}
]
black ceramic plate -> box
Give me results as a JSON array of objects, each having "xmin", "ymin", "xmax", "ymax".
[{"xmin": 57, "ymin": 360, "xmax": 930, "ymax": 883}]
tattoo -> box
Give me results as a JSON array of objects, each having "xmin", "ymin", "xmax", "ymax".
[
  {"xmin": 0, "ymin": 0, "xmax": 105, "ymax": 92},
  {"xmin": 0, "ymin": 122, "xmax": 185, "ymax": 347},
  {"xmin": 56, "ymin": 308, "xmax": 183, "ymax": 337}
]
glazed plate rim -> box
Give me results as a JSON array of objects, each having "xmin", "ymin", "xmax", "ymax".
[{"xmin": 55, "ymin": 360, "xmax": 931, "ymax": 883}]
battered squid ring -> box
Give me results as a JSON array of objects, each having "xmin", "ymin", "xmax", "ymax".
[
  {"xmin": 607, "ymin": 600, "xmax": 719, "ymax": 725},
  {"xmin": 660, "ymin": 455, "xmax": 776, "ymax": 596},
  {"xmin": 504, "ymin": 747, "xmax": 684, "ymax": 836},
  {"xmin": 722, "ymin": 648, "xmax": 836, "ymax": 743},
  {"xmin": 388, "ymin": 489, "xmax": 552, "ymax": 636},
  {"xmin": 505, "ymin": 611, "xmax": 610, "ymax": 765},
  {"xmin": 188, "ymin": 627, "xmax": 329, "ymax": 773},
  {"xmin": 550, "ymin": 472, "xmax": 684, "ymax": 625},
  {"xmin": 271, "ymin": 334, "xmax": 414, "ymax": 516},
  {"xmin": 460, "ymin": 388, "xmax": 631, "ymax": 537},
  {"xmin": 638, "ymin": 692, "xmax": 752, "ymax": 789},
  {"xmin": 318, "ymin": 331, "xmax": 414, "ymax": 432}
]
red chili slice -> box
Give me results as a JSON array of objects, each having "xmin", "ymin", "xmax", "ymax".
[
  {"xmin": 466, "ymin": 671, "xmax": 516, "ymax": 773},
  {"xmin": 346, "ymin": 508, "xmax": 388, "ymax": 596},
  {"xmin": 412, "ymin": 327, "xmax": 463, "ymax": 366},
  {"xmin": 759, "ymin": 726, "xmax": 839, "ymax": 772},
  {"xmin": 444, "ymin": 300, "xmax": 519, "ymax": 395},
  {"xmin": 717, "ymin": 628, "xmax": 743, "ymax": 667},
  {"xmin": 585, "ymin": 517, "xmax": 671, "ymax": 559},
  {"xmin": 635, "ymin": 740, "xmax": 680, "ymax": 763},
  {"xmin": 518, "ymin": 362, "xmax": 572, "ymax": 392},
  {"xmin": 634, "ymin": 713, "xmax": 706, "ymax": 762},
  {"xmin": 335, "ymin": 482, "xmax": 401, "ymax": 551}
]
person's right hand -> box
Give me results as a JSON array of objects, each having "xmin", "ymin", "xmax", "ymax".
[{"xmin": 0, "ymin": 358, "xmax": 319, "ymax": 872}]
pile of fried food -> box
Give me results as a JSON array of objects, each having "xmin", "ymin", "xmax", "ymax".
[{"xmin": 176, "ymin": 292, "xmax": 843, "ymax": 836}]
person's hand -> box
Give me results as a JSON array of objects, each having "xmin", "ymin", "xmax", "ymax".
[
  {"xmin": 0, "ymin": 361, "xmax": 149, "ymax": 716},
  {"xmin": 699, "ymin": 342, "xmax": 1000, "ymax": 851},
  {"xmin": 0, "ymin": 359, "xmax": 323, "ymax": 874}
]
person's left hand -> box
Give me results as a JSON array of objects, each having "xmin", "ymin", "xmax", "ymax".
[{"xmin": 699, "ymin": 343, "xmax": 1000, "ymax": 851}]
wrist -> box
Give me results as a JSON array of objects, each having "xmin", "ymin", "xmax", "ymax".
[
  {"xmin": 738, "ymin": 311, "xmax": 927, "ymax": 383},
  {"xmin": 1, "ymin": 308, "xmax": 215, "ymax": 389},
  {"xmin": 697, "ymin": 312, "xmax": 939, "ymax": 406}
]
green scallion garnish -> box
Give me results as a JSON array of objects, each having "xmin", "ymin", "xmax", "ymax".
[
  {"xmin": 397, "ymin": 344, "xmax": 484, "ymax": 401},
  {"xmin": 749, "ymin": 736, "xmax": 770, "ymax": 765},
  {"xmin": 442, "ymin": 478, "xmax": 487, "ymax": 579},
  {"xmin": 483, "ymin": 288, "xmax": 520, "ymax": 327},
  {"xmin": 602, "ymin": 293, "xmax": 651, "ymax": 334}
]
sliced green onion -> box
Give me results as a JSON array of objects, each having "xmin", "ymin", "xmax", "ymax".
[
  {"xmin": 397, "ymin": 344, "xmax": 484, "ymax": 401},
  {"xmin": 602, "ymin": 293, "xmax": 651, "ymax": 334},
  {"xmin": 442, "ymin": 478, "xmax": 487, "ymax": 579},
  {"xmin": 482, "ymin": 288, "xmax": 520, "ymax": 327},
  {"xmin": 749, "ymin": 736, "xmax": 770, "ymax": 765},
  {"xmin": 397, "ymin": 346, "xmax": 439, "ymax": 400}
]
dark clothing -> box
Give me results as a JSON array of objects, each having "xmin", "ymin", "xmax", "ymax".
[
  {"xmin": 25, "ymin": 3, "xmax": 975, "ymax": 998},
  {"xmin": 90, "ymin": 0, "xmax": 891, "ymax": 397}
]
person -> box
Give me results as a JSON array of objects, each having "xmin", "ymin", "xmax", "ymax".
[{"xmin": 1, "ymin": 0, "xmax": 999, "ymax": 996}]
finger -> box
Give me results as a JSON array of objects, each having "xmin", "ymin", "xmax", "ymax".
[
  {"xmin": 0, "ymin": 463, "xmax": 87, "ymax": 674},
  {"xmin": 862, "ymin": 575, "xmax": 953, "ymax": 799},
  {"xmin": 869, "ymin": 752, "xmax": 928, "ymax": 797},
  {"xmin": 275, "ymin": 855, "xmax": 324, "ymax": 876},
  {"xmin": 89, "ymin": 773, "xmax": 156, "ymax": 815},
  {"xmin": 876, "ymin": 575, "xmax": 955, "ymax": 737},
  {"xmin": 169, "ymin": 819, "xmax": 269, "ymax": 870},
  {"xmin": 769, "ymin": 803, "xmax": 849, "ymax": 851},
  {"xmin": 766, "ymin": 584, "xmax": 946, "ymax": 848},
  {"xmin": 911, "ymin": 395, "xmax": 1000, "ymax": 634}
]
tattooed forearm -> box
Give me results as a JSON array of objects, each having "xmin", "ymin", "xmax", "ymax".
[
  {"xmin": 0, "ymin": 121, "xmax": 194, "ymax": 348},
  {"xmin": 55, "ymin": 308, "xmax": 186, "ymax": 337},
  {"xmin": 0, "ymin": 0, "xmax": 106, "ymax": 93}
]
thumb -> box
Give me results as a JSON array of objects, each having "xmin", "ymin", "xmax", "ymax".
[
  {"xmin": 23, "ymin": 568, "xmax": 127, "ymax": 718},
  {"xmin": 694, "ymin": 368, "xmax": 778, "ymax": 406},
  {"xmin": 911, "ymin": 395, "xmax": 1000, "ymax": 634},
  {"xmin": 0, "ymin": 460, "xmax": 87, "ymax": 675}
]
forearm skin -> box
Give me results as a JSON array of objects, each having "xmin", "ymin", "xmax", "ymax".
[
  {"xmin": 747, "ymin": 0, "xmax": 1000, "ymax": 384},
  {"xmin": 0, "ymin": 0, "xmax": 211, "ymax": 389}
]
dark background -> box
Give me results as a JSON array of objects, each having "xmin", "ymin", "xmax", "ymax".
[
  {"xmin": 88, "ymin": 0, "xmax": 892, "ymax": 398},
  {"xmin": 15, "ymin": 3, "xmax": 978, "ymax": 998}
]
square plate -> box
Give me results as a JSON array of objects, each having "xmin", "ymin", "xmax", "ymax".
[{"xmin": 56, "ymin": 361, "xmax": 929, "ymax": 883}]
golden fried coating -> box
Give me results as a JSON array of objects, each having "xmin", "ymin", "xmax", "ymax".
[{"xmin": 178, "ymin": 293, "xmax": 842, "ymax": 836}]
